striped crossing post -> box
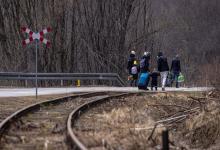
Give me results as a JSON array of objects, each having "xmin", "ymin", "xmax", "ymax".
[
  {"xmin": 21, "ymin": 27, "xmax": 51, "ymax": 99},
  {"xmin": 39, "ymin": 27, "xmax": 51, "ymax": 47},
  {"xmin": 21, "ymin": 27, "xmax": 51, "ymax": 47}
]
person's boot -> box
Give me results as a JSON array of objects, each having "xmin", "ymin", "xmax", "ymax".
[
  {"xmin": 135, "ymin": 81, "xmax": 137, "ymax": 87},
  {"xmin": 130, "ymin": 80, "xmax": 133, "ymax": 87},
  {"xmin": 155, "ymin": 87, "xmax": 157, "ymax": 91},
  {"xmin": 176, "ymin": 82, "xmax": 179, "ymax": 88}
]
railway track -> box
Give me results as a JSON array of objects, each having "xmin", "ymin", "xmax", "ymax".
[
  {"xmin": 0, "ymin": 92, "xmax": 130, "ymax": 150},
  {"xmin": 0, "ymin": 97, "xmax": 48, "ymax": 123},
  {"xmin": 67, "ymin": 93, "xmax": 130, "ymax": 150},
  {"xmin": 0, "ymin": 94, "xmax": 77, "ymax": 123}
]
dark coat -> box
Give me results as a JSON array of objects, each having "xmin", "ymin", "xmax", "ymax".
[
  {"xmin": 127, "ymin": 54, "xmax": 136, "ymax": 74},
  {"xmin": 157, "ymin": 56, "xmax": 169, "ymax": 72},
  {"xmin": 171, "ymin": 58, "xmax": 181, "ymax": 72},
  {"xmin": 140, "ymin": 55, "xmax": 150, "ymax": 73},
  {"xmin": 150, "ymin": 71, "xmax": 160, "ymax": 86}
]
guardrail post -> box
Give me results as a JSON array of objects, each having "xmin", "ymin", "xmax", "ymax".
[
  {"xmin": 25, "ymin": 80, "xmax": 28, "ymax": 87},
  {"xmin": 76, "ymin": 80, "xmax": 80, "ymax": 87},
  {"xmin": 162, "ymin": 129, "xmax": 169, "ymax": 150}
]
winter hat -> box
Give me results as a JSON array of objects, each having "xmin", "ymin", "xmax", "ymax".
[
  {"xmin": 131, "ymin": 51, "xmax": 135, "ymax": 55},
  {"xmin": 144, "ymin": 52, "xmax": 151, "ymax": 56},
  {"xmin": 158, "ymin": 52, "xmax": 163, "ymax": 57}
]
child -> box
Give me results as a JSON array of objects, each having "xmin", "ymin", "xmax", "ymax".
[
  {"xmin": 130, "ymin": 60, "xmax": 139, "ymax": 86},
  {"xmin": 150, "ymin": 68, "xmax": 160, "ymax": 91}
]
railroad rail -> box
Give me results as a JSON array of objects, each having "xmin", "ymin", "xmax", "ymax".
[
  {"xmin": 0, "ymin": 91, "xmax": 130, "ymax": 149},
  {"xmin": 0, "ymin": 96, "xmax": 59, "ymax": 123},
  {"xmin": 67, "ymin": 93, "xmax": 130, "ymax": 150},
  {"xmin": 0, "ymin": 72, "xmax": 126, "ymax": 87}
]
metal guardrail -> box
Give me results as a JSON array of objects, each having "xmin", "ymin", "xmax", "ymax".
[{"xmin": 0, "ymin": 72, "xmax": 126, "ymax": 87}]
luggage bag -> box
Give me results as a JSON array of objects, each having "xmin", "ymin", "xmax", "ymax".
[{"xmin": 138, "ymin": 72, "xmax": 149, "ymax": 90}]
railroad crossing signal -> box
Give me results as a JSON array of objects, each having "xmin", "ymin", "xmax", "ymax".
[
  {"xmin": 21, "ymin": 26, "xmax": 52, "ymax": 99},
  {"xmin": 21, "ymin": 27, "xmax": 51, "ymax": 47}
]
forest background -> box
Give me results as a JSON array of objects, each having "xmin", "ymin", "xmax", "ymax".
[{"xmin": 0, "ymin": 0, "xmax": 219, "ymax": 86}]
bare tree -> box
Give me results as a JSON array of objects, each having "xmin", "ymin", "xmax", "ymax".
[{"xmin": 0, "ymin": 0, "xmax": 219, "ymax": 86}]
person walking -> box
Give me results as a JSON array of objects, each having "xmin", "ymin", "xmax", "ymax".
[
  {"xmin": 138, "ymin": 52, "xmax": 151, "ymax": 90},
  {"xmin": 130, "ymin": 60, "xmax": 139, "ymax": 86},
  {"xmin": 157, "ymin": 52, "xmax": 169, "ymax": 91},
  {"xmin": 127, "ymin": 50, "xmax": 137, "ymax": 75},
  {"xmin": 150, "ymin": 68, "xmax": 160, "ymax": 91},
  {"xmin": 171, "ymin": 54, "xmax": 181, "ymax": 88},
  {"xmin": 127, "ymin": 50, "xmax": 137, "ymax": 86},
  {"xmin": 140, "ymin": 52, "xmax": 151, "ymax": 73}
]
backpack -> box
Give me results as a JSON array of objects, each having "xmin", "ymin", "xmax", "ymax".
[
  {"xmin": 140, "ymin": 58, "xmax": 146, "ymax": 69},
  {"xmin": 131, "ymin": 66, "xmax": 138, "ymax": 75}
]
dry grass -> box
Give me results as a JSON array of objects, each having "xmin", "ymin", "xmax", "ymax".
[
  {"xmin": 183, "ymin": 92, "xmax": 220, "ymax": 149},
  {"xmin": 74, "ymin": 91, "xmax": 220, "ymax": 149},
  {"xmin": 185, "ymin": 110, "xmax": 220, "ymax": 148}
]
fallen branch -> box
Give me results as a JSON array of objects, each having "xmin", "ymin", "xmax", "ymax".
[
  {"xmin": 167, "ymin": 116, "xmax": 187, "ymax": 124},
  {"xmin": 207, "ymin": 97, "xmax": 220, "ymax": 101},
  {"xmin": 148, "ymin": 104, "xmax": 189, "ymax": 110},
  {"xmin": 147, "ymin": 124, "xmax": 157, "ymax": 141},
  {"xmin": 132, "ymin": 124, "xmax": 171, "ymax": 131},
  {"xmin": 188, "ymin": 96, "xmax": 206, "ymax": 103},
  {"xmin": 188, "ymin": 96, "xmax": 207, "ymax": 110},
  {"xmin": 156, "ymin": 114, "xmax": 188, "ymax": 124},
  {"xmin": 167, "ymin": 107, "xmax": 200, "ymax": 119}
]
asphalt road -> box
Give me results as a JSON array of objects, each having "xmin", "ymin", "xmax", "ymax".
[{"xmin": 0, "ymin": 87, "xmax": 211, "ymax": 97}]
